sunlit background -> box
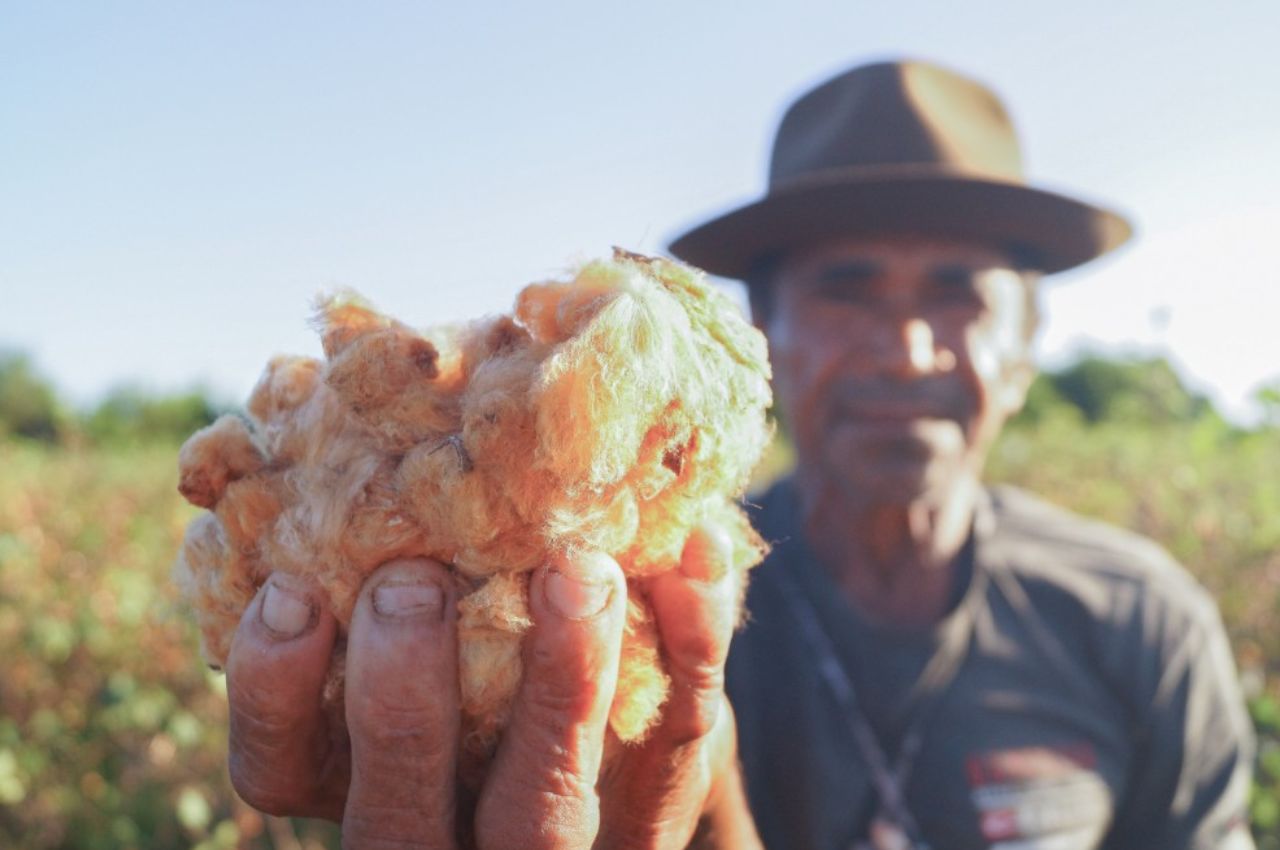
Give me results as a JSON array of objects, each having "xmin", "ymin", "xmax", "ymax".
[
  {"xmin": 3, "ymin": 1, "xmax": 1278, "ymax": 420},
  {"xmin": 3, "ymin": 3, "xmax": 1280, "ymax": 849}
]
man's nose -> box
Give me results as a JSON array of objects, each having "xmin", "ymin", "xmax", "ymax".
[{"xmin": 875, "ymin": 317, "xmax": 954, "ymax": 378}]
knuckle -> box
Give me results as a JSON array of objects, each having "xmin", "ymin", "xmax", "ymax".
[
  {"xmin": 227, "ymin": 690, "xmax": 310, "ymax": 777},
  {"xmin": 668, "ymin": 628, "xmax": 729, "ymax": 669},
  {"xmin": 228, "ymin": 695, "xmax": 299, "ymax": 754},
  {"xmin": 528, "ymin": 637, "xmax": 594, "ymax": 680},
  {"xmin": 538, "ymin": 761, "xmax": 597, "ymax": 802},
  {"xmin": 523, "ymin": 659, "xmax": 601, "ymax": 721},
  {"xmin": 668, "ymin": 656, "xmax": 726, "ymax": 701},
  {"xmin": 225, "ymin": 676, "xmax": 333, "ymax": 818},
  {"xmin": 522, "ymin": 637, "xmax": 601, "ymax": 716},
  {"xmin": 348, "ymin": 701, "xmax": 454, "ymax": 794},
  {"xmin": 343, "ymin": 771, "xmax": 454, "ymax": 847},
  {"xmin": 652, "ymin": 582, "xmax": 735, "ymax": 668},
  {"xmin": 228, "ymin": 750, "xmax": 306, "ymax": 815},
  {"xmin": 608, "ymin": 800, "xmax": 701, "ymax": 850},
  {"xmin": 347, "ymin": 689, "xmax": 450, "ymax": 752},
  {"xmin": 355, "ymin": 713, "xmax": 450, "ymax": 765},
  {"xmin": 478, "ymin": 781, "xmax": 599, "ymax": 850},
  {"xmin": 227, "ymin": 720, "xmax": 307, "ymax": 785},
  {"xmin": 525, "ymin": 822, "xmax": 594, "ymax": 850},
  {"xmin": 343, "ymin": 812, "xmax": 440, "ymax": 850},
  {"xmin": 663, "ymin": 682, "xmax": 725, "ymax": 745},
  {"xmin": 502, "ymin": 730, "xmax": 598, "ymax": 803},
  {"xmin": 227, "ymin": 674, "xmax": 303, "ymax": 739}
]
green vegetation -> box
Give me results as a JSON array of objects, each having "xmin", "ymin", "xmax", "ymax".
[
  {"xmin": 0, "ymin": 353, "xmax": 69, "ymax": 442},
  {"xmin": 0, "ymin": 351, "xmax": 1277, "ymax": 847},
  {"xmin": 0, "ymin": 351, "xmax": 224, "ymax": 447},
  {"xmin": 0, "ymin": 439, "xmax": 341, "ymax": 849},
  {"xmin": 82, "ymin": 389, "xmax": 224, "ymax": 448},
  {"xmin": 1020, "ymin": 353, "xmax": 1213, "ymax": 425},
  {"xmin": 991, "ymin": 362, "xmax": 1280, "ymax": 847}
]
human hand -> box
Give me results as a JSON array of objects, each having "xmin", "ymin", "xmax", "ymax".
[{"xmin": 222, "ymin": 523, "xmax": 761, "ymax": 849}]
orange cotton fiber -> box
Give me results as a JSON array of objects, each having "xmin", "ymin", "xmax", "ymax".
[{"xmin": 173, "ymin": 249, "xmax": 772, "ymax": 773}]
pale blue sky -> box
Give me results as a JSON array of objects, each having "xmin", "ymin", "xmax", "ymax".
[{"xmin": 3, "ymin": 1, "xmax": 1278, "ymax": 420}]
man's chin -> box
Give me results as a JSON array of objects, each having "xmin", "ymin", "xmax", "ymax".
[
  {"xmin": 814, "ymin": 447, "xmax": 957, "ymax": 506},
  {"xmin": 813, "ymin": 422, "xmax": 961, "ymax": 496},
  {"xmin": 847, "ymin": 464, "xmax": 940, "ymax": 503}
]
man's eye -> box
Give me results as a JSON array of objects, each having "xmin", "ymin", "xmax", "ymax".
[
  {"xmin": 931, "ymin": 265, "xmax": 986, "ymax": 305},
  {"xmin": 813, "ymin": 261, "xmax": 878, "ymax": 302},
  {"xmin": 933, "ymin": 264, "xmax": 979, "ymax": 286}
]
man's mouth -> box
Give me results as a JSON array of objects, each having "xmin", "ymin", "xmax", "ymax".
[
  {"xmin": 830, "ymin": 397, "xmax": 957, "ymax": 426},
  {"xmin": 835, "ymin": 404, "xmax": 943, "ymax": 423},
  {"xmin": 827, "ymin": 379, "xmax": 966, "ymax": 427}
]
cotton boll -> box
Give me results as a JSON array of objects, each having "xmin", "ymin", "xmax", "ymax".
[
  {"xmin": 328, "ymin": 327, "xmax": 439, "ymax": 405},
  {"xmin": 610, "ymin": 590, "xmax": 669, "ymax": 741},
  {"xmin": 216, "ymin": 473, "xmax": 283, "ymax": 552},
  {"xmin": 314, "ymin": 292, "xmax": 399, "ymax": 359},
  {"xmin": 325, "ymin": 325, "xmax": 464, "ymax": 453},
  {"xmin": 515, "ymin": 271, "xmax": 618, "ymax": 345},
  {"xmin": 174, "ymin": 249, "xmax": 773, "ymax": 783},
  {"xmin": 532, "ymin": 273, "xmax": 693, "ymax": 493},
  {"xmin": 459, "ymin": 351, "xmax": 540, "ymax": 477},
  {"xmin": 177, "ymin": 415, "xmax": 266, "ymax": 509},
  {"xmin": 247, "ymin": 356, "xmax": 322, "ymax": 437},
  {"xmin": 174, "ymin": 513, "xmax": 258, "ymax": 668},
  {"xmin": 457, "ymin": 570, "xmax": 532, "ymax": 721},
  {"xmin": 395, "ymin": 438, "xmax": 544, "ymax": 579},
  {"xmin": 341, "ymin": 460, "xmax": 427, "ymax": 574}
]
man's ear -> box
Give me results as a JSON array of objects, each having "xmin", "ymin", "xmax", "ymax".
[{"xmin": 1000, "ymin": 272, "xmax": 1042, "ymax": 417}]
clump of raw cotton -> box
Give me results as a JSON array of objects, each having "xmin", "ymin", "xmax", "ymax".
[{"xmin": 173, "ymin": 248, "xmax": 772, "ymax": 773}]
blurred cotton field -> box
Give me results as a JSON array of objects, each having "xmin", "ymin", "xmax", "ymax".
[
  {"xmin": 0, "ymin": 440, "xmax": 341, "ymax": 849},
  {"xmin": 2, "ymin": 353, "xmax": 1280, "ymax": 847}
]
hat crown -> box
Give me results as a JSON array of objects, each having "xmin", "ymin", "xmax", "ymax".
[
  {"xmin": 667, "ymin": 58, "xmax": 1131, "ymax": 279},
  {"xmin": 769, "ymin": 60, "xmax": 1024, "ymax": 186}
]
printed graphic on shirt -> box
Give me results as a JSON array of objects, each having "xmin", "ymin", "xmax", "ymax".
[{"xmin": 966, "ymin": 742, "xmax": 1111, "ymax": 849}]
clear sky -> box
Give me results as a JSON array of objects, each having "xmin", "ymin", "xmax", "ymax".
[{"xmin": 3, "ymin": 1, "xmax": 1278, "ymax": 421}]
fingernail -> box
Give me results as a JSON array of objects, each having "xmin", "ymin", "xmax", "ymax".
[
  {"xmin": 545, "ymin": 554, "xmax": 614, "ymax": 620},
  {"xmin": 682, "ymin": 523, "xmax": 734, "ymax": 583},
  {"xmin": 261, "ymin": 577, "xmax": 317, "ymax": 638},
  {"xmin": 372, "ymin": 579, "xmax": 444, "ymax": 620}
]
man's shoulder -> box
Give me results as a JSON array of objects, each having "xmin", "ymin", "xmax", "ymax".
[
  {"xmin": 987, "ymin": 484, "xmax": 1174, "ymax": 575},
  {"xmin": 984, "ymin": 484, "xmax": 1220, "ymax": 634}
]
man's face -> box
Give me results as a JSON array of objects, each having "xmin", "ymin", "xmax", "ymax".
[{"xmin": 763, "ymin": 234, "xmax": 1035, "ymax": 507}]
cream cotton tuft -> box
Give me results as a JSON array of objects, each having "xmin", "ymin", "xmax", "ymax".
[{"xmin": 174, "ymin": 249, "xmax": 772, "ymax": 780}]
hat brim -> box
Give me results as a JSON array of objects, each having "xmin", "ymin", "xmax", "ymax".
[{"xmin": 667, "ymin": 171, "xmax": 1132, "ymax": 280}]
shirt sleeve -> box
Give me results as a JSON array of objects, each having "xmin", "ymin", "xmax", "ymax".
[{"xmin": 1103, "ymin": 579, "xmax": 1256, "ymax": 850}]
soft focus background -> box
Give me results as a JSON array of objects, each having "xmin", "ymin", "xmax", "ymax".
[{"xmin": 2, "ymin": 2, "xmax": 1279, "ymax": 848}]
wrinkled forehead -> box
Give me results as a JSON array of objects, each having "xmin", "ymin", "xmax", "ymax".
[{"xmin": 778, "ymin": 233, "xmax": 1017, "ymax": 278}]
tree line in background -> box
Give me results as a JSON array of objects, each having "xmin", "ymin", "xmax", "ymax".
[
  {"xmin": 0, "ymin": 353, "xmax": 226, "ymax": 446},
  {"xmin": 5, "ymin": 346, "xmax": 1278, "ymax": 445}
]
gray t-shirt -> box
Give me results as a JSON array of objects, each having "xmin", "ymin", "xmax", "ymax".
[{"xmin": 727, "ymin": 479, "xmax": 1256, "ymax": 850}]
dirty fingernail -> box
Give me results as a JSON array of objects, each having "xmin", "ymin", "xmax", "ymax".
[
  {"xmin": 545, "ymin": 557, "xmax": 613, "ymax": 620},
  {"xmin": 261, "ymin": 578, "xmax": 316, "ymax": 638},
  {"xmin": 373, "ymin": 580, "xmax": 444, "ymax": 620}
]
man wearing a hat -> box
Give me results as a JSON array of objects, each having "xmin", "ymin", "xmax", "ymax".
[
  {"xmin": 668, "ymin": 60, "xmax": 1256, "ymax": 849},
  {"xmin": 210, "ymin": 60, "xmax": 1255, "ymax": 850}
]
